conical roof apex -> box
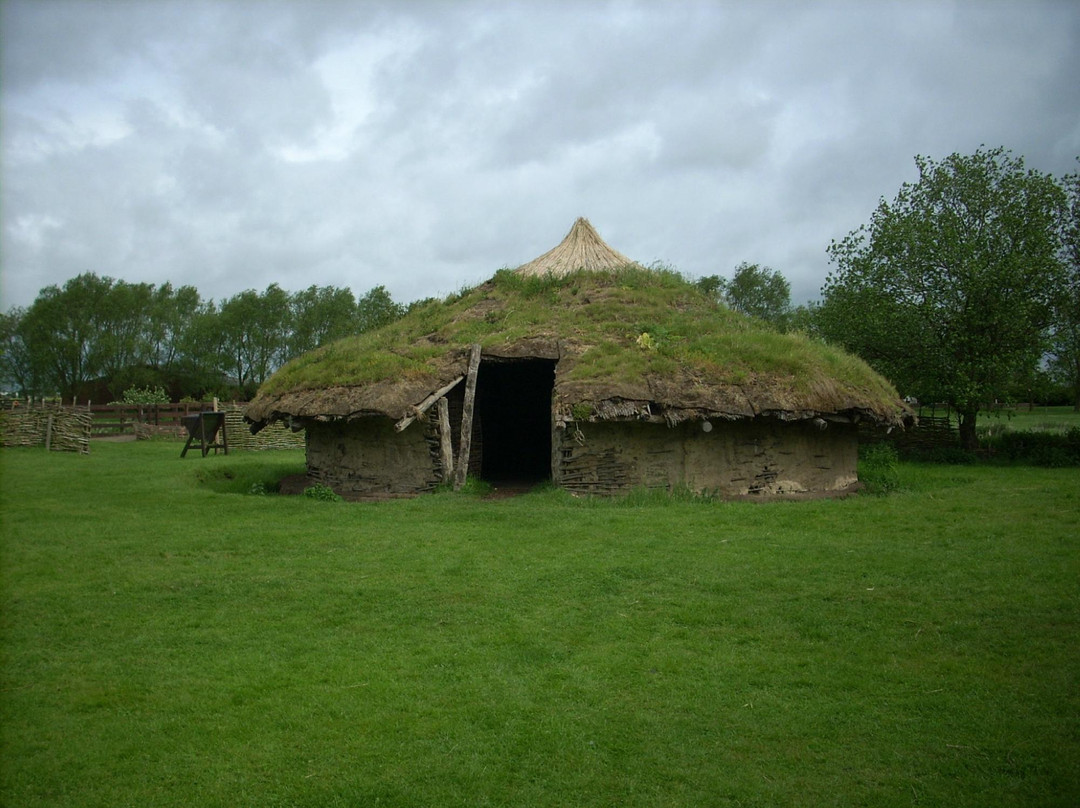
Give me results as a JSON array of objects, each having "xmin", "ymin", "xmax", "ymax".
[{"xmin": 514, "ymin": 217, "xmax": 638, "ymax": 277}]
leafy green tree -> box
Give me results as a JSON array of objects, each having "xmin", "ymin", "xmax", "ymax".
[
  {"xmin": 175, "ymin": 301, "xmax": 229, "ymax": 399},
  {"xmin": 819, "ymin": 147, "xmax": 1068, "ymax": 448},
  {"xmin": 96, "ymin": 280, "xmax": 156, "ymax": 396},
  {"xmin": 219, "ymin": 284, "xmax": 292, "ymax": 397},
  {"xmin": 697, "ymin": 263, "xmax": 792, "ymax": 329},
  {"xmin": 0, "ymin": 308, "xmax": 39, "ymax": 396},
  {"xmin": 145, "ymin": 284, "xmax": 203, "ymax": 374},
  {"xmin": 787, "ymin": 302, "xmax": 821, "ymax": 337},
  {"xmin": 356, "ymin": 285, "xmax": 404, "ymax": 333},
  {"xmin": 19, "ymin": 273, "xmax": 119, "ymax": 399},
  {"xmin": 694, "ymin": 274, "xmax": 725, "ymax": 301},
  {"xmin": 289, "ymin": 285, "xmax": 358, "ymax": 358},
  {"xmin": 1048, "ymin": 166, "xmax": 1080, "ymax": 410}
]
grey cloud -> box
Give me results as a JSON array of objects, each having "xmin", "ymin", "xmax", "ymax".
[{"xmin": 2, "ymin": 0, "xmax": 1079, "ymax": 313}]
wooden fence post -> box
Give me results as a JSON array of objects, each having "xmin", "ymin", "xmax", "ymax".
[
  {"xmin": 438, "ymin": 397, "xmax": 454, "ymax": 483},
  {"xmin": 453, "ymin": 344, "xmax": 482, "ymax": 491}
]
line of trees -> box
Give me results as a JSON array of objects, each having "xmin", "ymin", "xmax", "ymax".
[{"xmin": 0, "ymin": 275, "xmax": 406, "ymax": 402}]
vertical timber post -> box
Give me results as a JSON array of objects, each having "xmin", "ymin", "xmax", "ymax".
[
  {"xmin": 438, "ymin": 396, "xmax": 454, "ymax": 483},
  {"xmin": 454, "ymin": 344, "xmax": 482, "ymax": 491}
]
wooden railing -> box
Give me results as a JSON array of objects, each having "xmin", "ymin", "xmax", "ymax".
[{"xmin": 72, "ymin": 401, "xmax": 243, "ymax": 435}]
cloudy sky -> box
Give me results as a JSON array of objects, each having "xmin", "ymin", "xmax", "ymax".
[{"xmin": 2, "ymin": 0, "xmax": 1078, "ymax": 311}]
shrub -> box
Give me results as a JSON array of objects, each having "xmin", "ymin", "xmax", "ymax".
[
  {"xmin": 303, "ymin": 484, "xmax": 343, "ymax": 502},
  {"xmin": 983, "ymin": 428, "xmax": 1080, "ymax": 467},
  {"xmin": 859, "ymin": 442, "xmax": 901, "ymax": 495},
  {"xmin": 114, "ymin": 385, "xmax": 170, "ymax": 405}
]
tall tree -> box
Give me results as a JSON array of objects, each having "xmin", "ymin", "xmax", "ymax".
[
  {"xmin": 0, "ymin": 308, "xmax": 38, "ymax": 397},
  {"xmin": 1048, "ymin": 166, "xmax": 1080, "ymax": 410},
  {"xmin": 96, "ymin": 280, "xmax": 155, "ymax": 395},
  {"xmin": 19, "ymin": 273, "xmax": 118, "ymax": 399},
  {"xmin": 145, "ymin": 283, "xmax": 202, "ymax": 373},
  {"xmin": 175, "ymin": 301, "xmax": 229, "ymax": 399},
  {"xmin": 219, "ymin": 284, "xmax": 292, "ymax": 397},
  {"xmin": 289, "ymin": 285, "xmax": 358, "ymax": 358},
  {"xmin": 819, "ymin": 147, "xmax": 1068, "ymax": 448}
]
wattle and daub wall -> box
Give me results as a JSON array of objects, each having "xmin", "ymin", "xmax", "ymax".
[
  {"xmin": 554, "ymin": 418, "xmax": 857, "ymax": 496},
  {"xmin": 304, "ymin": 414, "xmax": 859, "ymax": 499}
]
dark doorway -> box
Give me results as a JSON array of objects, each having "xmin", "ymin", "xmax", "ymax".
[{"xmin": 475, "ymin": 358, "xmax": 556, "ymax": 484}]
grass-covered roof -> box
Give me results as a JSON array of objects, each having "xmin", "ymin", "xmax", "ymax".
[{"xmin": 246, "ymin": 265, "xmax": 910, "ymax": 428}]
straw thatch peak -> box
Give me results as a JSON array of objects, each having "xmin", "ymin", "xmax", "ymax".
[{"xmin": 514, "ymin": 217, "xmax": 639, "ymax": 278}]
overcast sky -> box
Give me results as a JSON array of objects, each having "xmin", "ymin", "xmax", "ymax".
[{"xmin": 2, "ymin": 0, "xmax": 1078, "ymax": 312}]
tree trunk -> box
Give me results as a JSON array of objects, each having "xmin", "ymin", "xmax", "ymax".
[
  {"xmin": 957, "ymin": 408, "xmax": 979, "ymax": 451},
  {"xmin": 1073, "ymin": 357, "xmax": 1080, "ymax": 412}
]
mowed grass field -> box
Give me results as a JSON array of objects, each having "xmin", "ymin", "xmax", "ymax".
[
  {"xmin": 1, "ymin": 442, "xmax": 1078, "ymax": 807},
  {"xmin": 982, "ymin": 405, "xmax": 1080, "ymax": 434}
]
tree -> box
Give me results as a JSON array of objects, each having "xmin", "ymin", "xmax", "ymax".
[
  {"xmin": 697, "ymin": 263, "xmax": 792, "ymax": 329},
  {"xmin": 0, "ymin": 308, "xmax": 38, "ymax": 396},
  {"xmin": 145, "ymin": 284, "xmax": 202, "ymax": 373},
  {"xmin": 819, "ymin": 147, "xmax": 1068, "ymax": 449},
  {"xmin": 219, "ymin": 284, "xmax": 292, "ymax": 397},
  {"xmin": 356, "ymin": 285, "xmax": 404, "ymax": 333},
  {"xmin": 289, "ymin": 285, "xmax": 358, "ymax": 358},
  {"xmin": 95, "ymin": 279, "xmax": 155, "ymax": 396},
  {"xmin": 19, "ymin": 273, "xmax": 120, "ymax": 399},
  {"xmin": 175, "ymin": 301, "xmax": 229, "ymax": 399},
  {"xmin": 1048, "ymin": 166, "xmax": 1080, "ymax": 410}
]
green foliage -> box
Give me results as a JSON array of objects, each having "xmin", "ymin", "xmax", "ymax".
[
  {"xmin": 1048, "ymin": 163, "xmax": 1080, "ymax": 410},
  {"xmin": 114, "ymin": 385, "xmax": 170, "ymax": 405},
  {"xmin": 356, "ymin": 285, "xmax": 405, "ymax": 333},
  {"xmin": 4, "ymin": 274, "xmax": 405, "ymax": 402},
  {"xmin": 302, "ymin": 483, "xmax": 344, "ymax": 502},
  {"xmin": 192, "ymin": 456, "xmax": 301, "ymax": 495},
  {"xmin": 698, "ymin": 262, "xmax": 793, "ymax": 329},
  {"xmin": 0, "ymin": 307, "xmax": 34, "ymax": 395},
  {"xmin": 819, "ymin": 147, "xmax": 1070, "ymax": 448},
  {"xmin": 289, "ymin": 285, "xmax": 359, "ymax": 357},
  {"xmin": 219, "ymin": 284, "xmax": 293, "ymax": 397},
  {"xmin": 858, "ymin": 442, "xmax": 901, "ymax": 494},
  {"xmin": 981, "ymin": 427, "xmax": 1080, "ymax": 467},
  {"xmin": 570, "ymin": 402, "xmax": 594, "ymax": 421}
]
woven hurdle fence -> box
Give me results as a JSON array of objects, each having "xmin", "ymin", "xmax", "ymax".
[
  {"xmin": 222, "ymin": 408, "xmax": 305, "ymax": 452},
  {"xmin": 132, "ymin": 406, "xmax": 304, "ymax": 452},
  {"xmin": 0, "ymin": 404, "xmax": 92, "ymax": 454}
]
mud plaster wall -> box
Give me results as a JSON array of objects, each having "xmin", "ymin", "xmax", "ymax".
[
  {"xmin": 306, "ymin": 418, "xmax": 442, "ymax": 496},
  {"xmin": 554, "ymin": 418, "xmax": 858, "ymax": 496}
]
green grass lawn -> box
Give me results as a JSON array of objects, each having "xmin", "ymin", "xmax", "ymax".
[
  {"xmin": 2, "ymin": 443, "xmax": 1078, "ymax": 807},
  {"xmin": 981, "ymin": 405, "xmax": 1080, "ymax": 434}
]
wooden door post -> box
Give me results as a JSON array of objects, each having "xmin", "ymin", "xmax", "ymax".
[
  {"xmin": 438, "ymin": 396, "xmax": 454, "ymax": 483},
  {"xmin": 454, "ymin": 344, "xmax": 482, "ymax": 490}
]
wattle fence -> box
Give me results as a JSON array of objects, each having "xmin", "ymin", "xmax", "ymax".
[
  {"xmin": 0, "ymin": 403, "xmax": 93, "ymax": 454},
  {"xmin": 0, "ymin": 400, "xmax": 304, "ymax": 453}
]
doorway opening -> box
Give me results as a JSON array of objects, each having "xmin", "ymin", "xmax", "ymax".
[{"xmin": 474, "ymin": 358, "xmax": 556, "ymax": 484}]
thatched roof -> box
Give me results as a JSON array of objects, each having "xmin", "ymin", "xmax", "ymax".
[
  {"xmin": 514, "ymin": 217, "xmax": 638, "ymax": 277},
  {"xmin": 246, "ymin": 232, "xmax": 913, "ymax": 432}
]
